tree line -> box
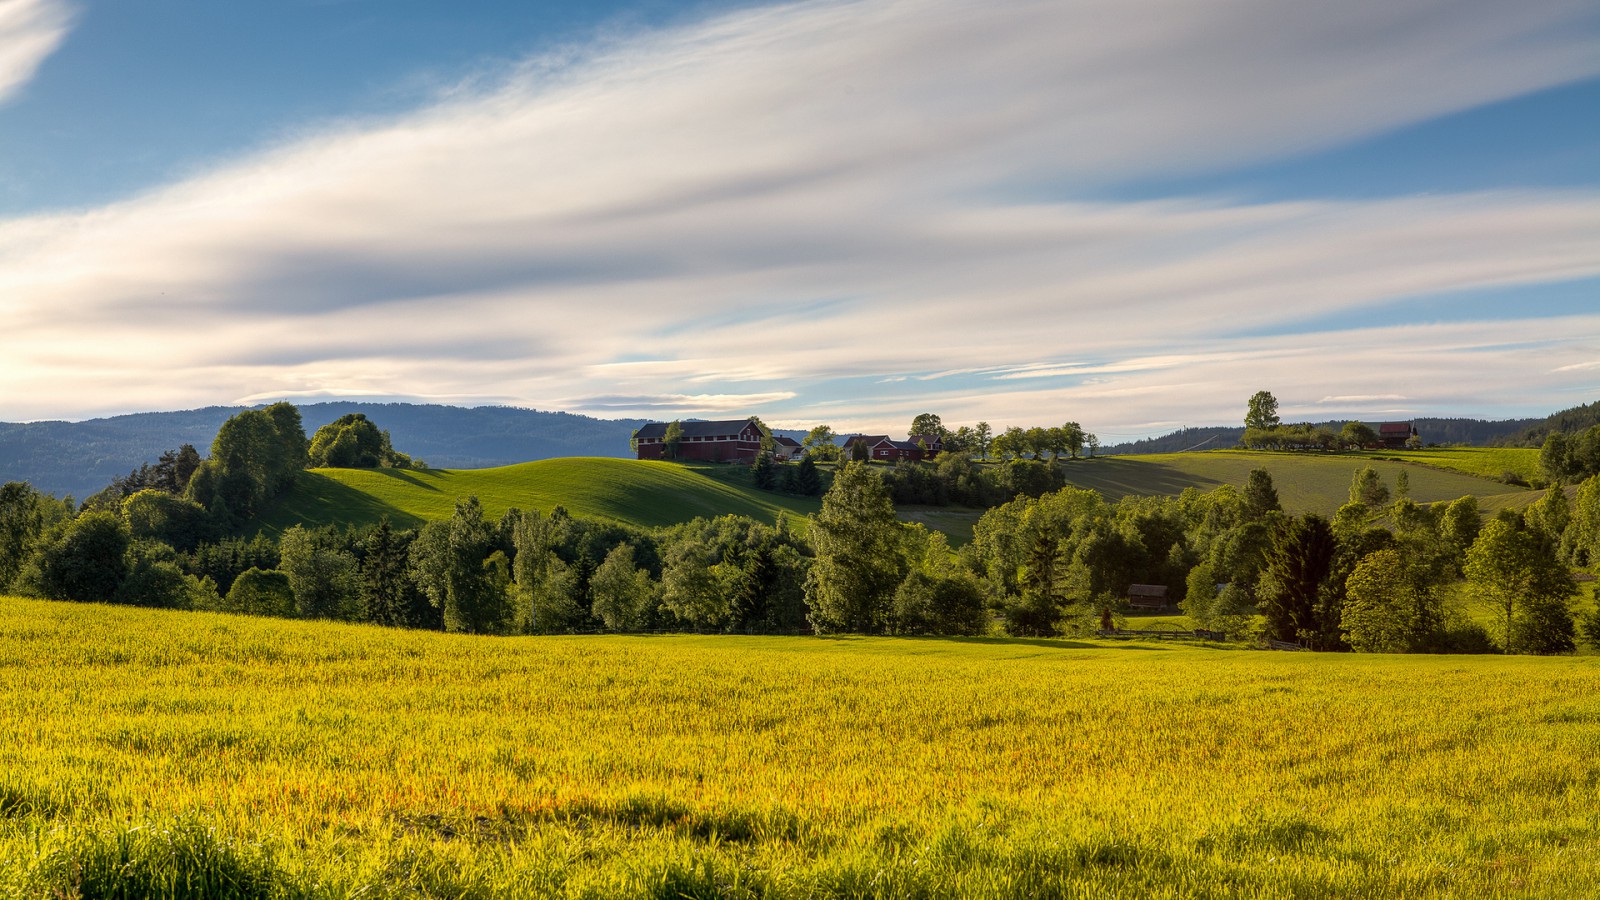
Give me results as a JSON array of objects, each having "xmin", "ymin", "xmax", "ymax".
[
  {"xmin": 4, "ymin": 403, "xmax": 1598, "ymax": 654},
  {"xmin": 1241, "ymin": 391, "xmax": 1421, "ymax": 452},
  {"xmin": 966, "ymin": 461, "xmax": 1595, "ymax": 654}
]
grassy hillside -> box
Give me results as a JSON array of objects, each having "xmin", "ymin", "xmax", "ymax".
[
  {"xmin": 3, "ymin": 598, "xmax": 1599, "ymax": 897},
  {"xmin": 256, "ymin": 458, "xmax": 822, "ymax": 535},
  {"xmin": 254, "ymin": 448, "xmax": 1538, "ymax": 542},
  {"xmin": 1069, "ymin": 449, "xmax": 1534, "ymax": 514},
  {"xmin": 1394, "ymin": 446, "xmax": 1543, "ymax": 481}
]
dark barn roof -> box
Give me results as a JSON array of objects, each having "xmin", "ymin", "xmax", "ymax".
[{"xmin": 635, "ymin": 419, "xmax": 757, "ymax": 439}]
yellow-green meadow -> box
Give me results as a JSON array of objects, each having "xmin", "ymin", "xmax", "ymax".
[{"xmin": 3, "ymin": 596, "xmax": 1598, "ymax": 897}]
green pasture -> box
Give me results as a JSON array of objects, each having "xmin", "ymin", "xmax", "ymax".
[
  {"xmin": 3, "ymin": 597, "xmax": 1599, "ymax": 897},
  {"xmin": 1393, "ymin": 446, "xmax": 1543, "ymax": 482},
  {"xmin": 255, "ymin": 458, "xmax": 822, "ymax": 536},
  {"xmin": 253, "ymin": 448, "xmax": 1537, "ymax": 549},
  {"xmin": 1070, "ymin": 449, "xmax": 1533, "ymax": 515}
]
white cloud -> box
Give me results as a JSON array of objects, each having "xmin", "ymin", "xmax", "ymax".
[
  {"xmin": 0, "ymin": 0, "xmax": 1597, "ymax": 432},
  {"xmin": 0, "ymin": 0, "xmax": 71, "ymax": 105}
]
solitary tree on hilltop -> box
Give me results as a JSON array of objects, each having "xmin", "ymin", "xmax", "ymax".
[
  {"xmin": 1245, "ymin": 391, "xmax": 1281, "ymax": 431},
  {"xmin": 909, "ymin": 413, "xmax": 946, "ymax": 440}
]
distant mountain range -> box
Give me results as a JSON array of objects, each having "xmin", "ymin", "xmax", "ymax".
[{"xmin": 1, "ymin": 403, "xmax": 652, "ymax": 499}]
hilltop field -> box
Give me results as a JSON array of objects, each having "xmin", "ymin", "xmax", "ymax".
[
  {"xmin": 1055, "ymin": 448, "xmax": 1539, "ymax": 515},
  {"xmin": 255, "ymin": 448, "xmax": 1540, "ymax": 543},
  {"xmin": 255, "ymin": 458, "xmax": 823, "ymax": 536},
  {"xmin": 2, "ymin": 597, "xmax": 1598, "ymax": 898}
]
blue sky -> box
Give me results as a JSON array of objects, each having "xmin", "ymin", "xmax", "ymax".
[{"xmin": 1, "ymin": 0, "xmax": 1596, "ymax": 437}]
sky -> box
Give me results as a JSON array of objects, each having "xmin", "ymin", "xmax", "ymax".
[{"xmin": 1, "ymin": 0, "xmax": 1597, "ymax": 440}]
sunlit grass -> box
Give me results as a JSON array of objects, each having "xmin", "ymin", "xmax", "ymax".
[
  {"xmin": 1066, "ymin": 450, "xmax": 1531, "ymax": 515},
  {"xmin": 1399, "ymin": 446, "xmax": 1544, "ymax": 482},
  {"xmin": 254, "ymin": 457, "xmax": 822, "ymax": 536},
  {"xmin": 3, "ymin": 597, "xmax": 1599, "ymax": 897}
]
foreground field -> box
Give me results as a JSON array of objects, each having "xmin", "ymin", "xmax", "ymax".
[{"xmin": 3, "ymin": 599, "xmax": 1598, "ymax": 897}]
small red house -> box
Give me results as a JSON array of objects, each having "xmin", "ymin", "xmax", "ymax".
[
  {"xmin": 1377, "ymin": 422, "xmax": 1417, "ymax": 450},
  {"xmin": 843, "ymin": 433, "xmax": 943, "ymax": 462},
  {"xmin": 634, "ymin": 419, "xmax": 764, "ymax": 463}
]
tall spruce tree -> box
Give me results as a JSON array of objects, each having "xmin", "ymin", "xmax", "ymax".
[
  {"xmin": 805, "ymin": 462, "xmax": 906, "ymax": 633},
  {"xmin": 1257, "ymin": 514, "xmax": 1338, "ymax": 648}
]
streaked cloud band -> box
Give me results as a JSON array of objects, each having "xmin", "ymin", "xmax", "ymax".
[{"xmin": 0, "ymin": 0, "xmax": 1596, "ymax": 435}]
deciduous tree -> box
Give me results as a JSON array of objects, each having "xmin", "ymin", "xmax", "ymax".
[
  {"xmin": 909, "ymin": 413, "xmax": 946, "ymax": 440},
  {"xmin": 662, "ymin": 421, "xmax": 685, "ymax": 461},
  {"xmin": 1246, "ymin": 391, "xmax": 1281, "ymax": 431},
  {"xmin": 590, "ymin": 542, "xmax": 656, "ymax": 631},
  {"xmin": 1465, "ymin": 517, "xmax": 1576, "ymax": 654},
  {"xmin": 1342, "ymin": 548, "xmax": 1441, "ymax": 653},
  {"xmin": 23, "ymin": 511, "xmax": 130, "ymax": 604},
  {"xmin": 802, "ymin": 425, "xmax": 839, "ymax": 461},
  {"xmin": 279, "ymin": 525, "xmax": 359, "ymax": 620},
  {"xmin": 410, "ymin": 497, "xmax": 509, "ymax": 634}
]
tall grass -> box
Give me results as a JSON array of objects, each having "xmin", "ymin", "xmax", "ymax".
[{"xmin": 3, "ymin": 596, "xmax": 1598, "ymax": 897}]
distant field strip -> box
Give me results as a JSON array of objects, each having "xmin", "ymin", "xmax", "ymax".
[
  {"xmin": 2, "ymin": 598, "xmax": 1598, "ymax": 897},
  {"xmin": 257, "ymin": 457, "xmax": 822, "ymax": 535},
  {"xmin": 1072, "ymin": 450, "xmax": 1533, "ymax": 514},
  {"xmin": 1396, "ymin": 446, "xmax": 1543, "ymax": 481}
]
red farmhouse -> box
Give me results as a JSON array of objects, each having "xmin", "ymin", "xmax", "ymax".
[
  {"xmin": 634, "ymin": 419, "xmax": 764, "ymax": 463},
  {"xmin": 1377, "ymin": 421, "xmax": 1418, "ymax": 449},
  {"xmin": 843, "ymin": 433, "xmax": 943, "ymax": 462}
]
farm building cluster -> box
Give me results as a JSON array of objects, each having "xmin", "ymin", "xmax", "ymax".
[
  {"xmin": 632, "ymin": 418, "xmax": 945, "ymax": 463},
  {"xmin": 633, "ymin": 417, "xmax": 1419, "ymax": 461}
]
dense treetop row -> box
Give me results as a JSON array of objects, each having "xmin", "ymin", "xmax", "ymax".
[{"xmin": 1, "ymin": 402, "xmax": 1597, "ymax": 655}]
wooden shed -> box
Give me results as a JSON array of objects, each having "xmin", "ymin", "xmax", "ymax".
[{"xmin": 1126, "ymin": 584, "xmax": 1170, "ymax": 610}]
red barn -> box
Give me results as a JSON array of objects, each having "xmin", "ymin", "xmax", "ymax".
[
  {"xmin": 1377, "ymin": 422, "xmax": 1417, "ymax": 449},
  {"xmin": 634, "ymin": 419, "xmax": 764, "ymax": 462}
]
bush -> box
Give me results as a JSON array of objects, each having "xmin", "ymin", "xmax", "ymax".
[
  {"xmin": 1422, "ymin": 616, "xmax": 1497, "ymax": 654},
  {"xmin": 223, "ymin": 568, "xmax": 297, "ymax": 618}
]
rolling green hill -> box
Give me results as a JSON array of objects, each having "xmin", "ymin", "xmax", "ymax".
[
  {"xmin": 1064, "ymin": 449, "xmax": 1535, "ymax": 515},
  {"xmin": 254, "ymin": 448, "xmax": 1538, "ymax": 541},
  {"xmin": 255, "ymin": 458, "xmax": 821, "ymax": 535}
]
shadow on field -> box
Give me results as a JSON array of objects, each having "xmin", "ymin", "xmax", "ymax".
[
  {"xmin": 371, "ymin": 468, "xmax": 446, "ymax": 492},
  {"xmin": 1064, "ymin": 458, "xmax": 1224, "ymax": 499},
  {"xmin": 936, "ymin": 635, "xmax": 1171, "ymax": 651},
  {"xmin": 812, "ymin": 634, "xmax": 1176, "ymax": 652},
  {"xmin": 256, "ymin": 472, "xmax": 425, "ymax": 536}
]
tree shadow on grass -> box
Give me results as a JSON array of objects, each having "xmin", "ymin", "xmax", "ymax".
[
  {"xmin": 253, "ymin": 472, "xmax": 425, "ymax": 536},
  {"xmin": 368, "ymin": 467, "xmax": 447, "ymax": 492},
  {"xmin": 1064, "ymin": 459, "xmax": 1225, "ymax": 499},
  {"xmin": 802, "ymin": 634, "xmax": 1173, "ymax": 652}
]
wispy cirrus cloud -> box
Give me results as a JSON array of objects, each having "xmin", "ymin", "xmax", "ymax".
[
  {"xmin": 0, "ymin": 0, "xmax": 71, "ymax": 105},
  {"xmin": 0, "ymin": 0, "xmax": 1596, "ymax": 433}
]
